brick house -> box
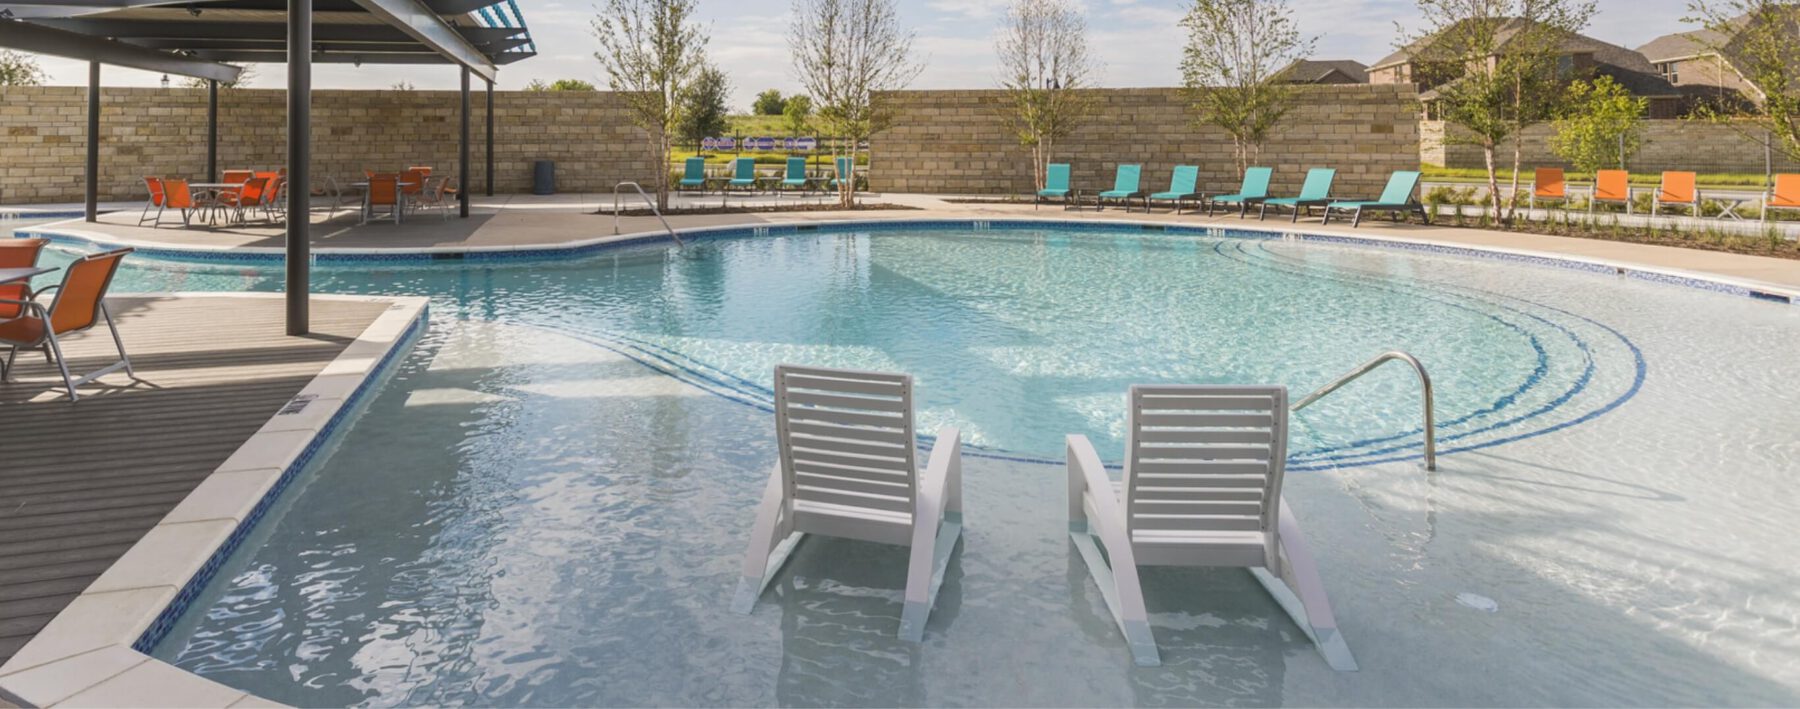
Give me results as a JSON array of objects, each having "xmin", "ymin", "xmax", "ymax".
[
  {"xmin": 1636, "ymin": 11, "xmax": 1792, "ymax": 112},
  {"xmin": 1276, "ymin": 59, "xmax": 1370, "ymax": 85}
]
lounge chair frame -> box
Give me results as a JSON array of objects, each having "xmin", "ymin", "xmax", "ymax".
[
  {"xmin": 1528, "ymin": 167, "xmax": 1570, "ymax": 212},
  {"xmin": 1762, "ymin": 173, "xmax": 1800, "ymax": 222},
  {"xmin": 1651, "ymin": 171, "xmax": 1701, "ymax": 218},
  {"xmin": 1036, "ymin": 163, "xmax": 1076, "ymax": 210},
  {"xmin": 1322, "ymin": 171, "xmax": 1429, "ymax": 227},
  {"xmin": 1096, "ymin": 164, "xmax": 1146, "ymax": 212},
  {"xmin": 1146, "ymin": 165, "xmax": 1204, "ymax": 214},
  {"xmin": 1259, "ymin": 168, "xmax": 1337, "ymax": 222},
  {"xmin": 1208, "ymin": 167, "xmax": 1275, "ymax": 218},
  {"xmin": 0, "ymin": 248, "xmax": 137, "ymax": 403}
]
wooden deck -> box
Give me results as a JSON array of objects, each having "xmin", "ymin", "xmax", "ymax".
[{"xmin": 0, "ymin": 295, "xmax": 388, "ymax": 666}]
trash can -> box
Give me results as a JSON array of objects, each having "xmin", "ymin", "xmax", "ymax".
[{"xmin": 533, "ymin": 160, "xmax": 555, "ymax": 195}]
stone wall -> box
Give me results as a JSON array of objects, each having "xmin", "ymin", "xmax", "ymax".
[
  {"xmin": 1421, "ymin": 119, "xmax": 1800, "ymax": 174},
  {"xmin": 0, "ymin": 86, "xmax": 658, "ymax": 204},
  {"xmin": 867, "ymin": 85, "xmax": 1421, "ymax": 197}
]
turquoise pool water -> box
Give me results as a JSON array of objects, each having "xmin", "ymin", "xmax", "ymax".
[{"xmin": 32, "ymin": 223, "xmax": 1800, "ymax": 705}]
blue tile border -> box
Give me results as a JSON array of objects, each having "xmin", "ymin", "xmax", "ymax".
[
  {"xmin": 12, "ymin": 217, "xmax": 1796, "ymax": 305},
  {"xmin": 129, "ymin": 302, "xmax": 430, "ymax": 655}
]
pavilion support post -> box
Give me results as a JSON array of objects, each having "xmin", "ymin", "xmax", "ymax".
[
  {"xmin": 286, "ymin": 0, "xmax": 311, "ymax": 336},
  {"xmin": 85, "ymin": 61, "xmax": 99, "ymax": 223},
  {"xmin": 484, "ymin": 79, "xmax": 494, "ymax": 197},
  {"xmin": 206, "ymin": 79, "xmax": 219, "ymax": 183},
  {"xmin": 460, "ymin": 65, "xmax": 471, "ymax": 218}
]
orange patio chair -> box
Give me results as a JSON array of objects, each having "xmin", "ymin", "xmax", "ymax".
[
  {"xmin": 1762, "ymin": 174, "xmax": 1800, "ymax": 222},
  {"xmin": 160, "ymin": 179, "xmax": 199, "ymax": 226},
  {"xmin": 363, "ymin": 173, "xmax": 402, "ymax": 225},
  {"xmin": 0, "ymin": 238, "xmax": 49, "ymax": 322},
  {"xmin": 1588, "ymin": 169, "xmax": 1632, "ymax": 215},
  {"xmin": 213, "ymin": 176, "xmax": 269, "ymax": 224},
  {"xmin": 260, "ymin": 175, "xmax": 286, "ymax": 221},
  {"xmin": 138, "ymin": 177, "xmax": 166, "ymax": 226},
  {"xmin": 1529, "ymin": 168, "xmax": 1568, "ymax": 211},
  {"xmin": 222, "ymin": 170, "xmax": 253, "ymax": 186},
  {"xmin": 0, "ymin": 248, "xmax": 136, "ymax": 401},
  {"xmin": 401, "ymin": 167, "xmax": 430, "ymax": 205},
  {"xmin": 1652, "ymin": 171, "xmax": 1700, "ymax": 217}
]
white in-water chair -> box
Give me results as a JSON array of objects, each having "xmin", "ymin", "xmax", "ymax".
[
  {"xmin": 733, "ymin": 365, "xmax": 964, "ymax": 641},
  {"xmin": 1066, "ymin": 384, "xmax": 1357, "ymax": 671}
]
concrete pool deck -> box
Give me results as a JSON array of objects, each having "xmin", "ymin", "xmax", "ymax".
[
  {"xmin": 16, "ymin": 191, "xmax": 1800, "ymax": 296},
  {"xmin": 0, "ymin": 293, "xmax": 426, "ymax": 707}
]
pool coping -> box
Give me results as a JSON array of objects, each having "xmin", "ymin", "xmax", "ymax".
[
  {"xmin": 0, "ymin": 292, "xmax": 429, "ymax": 709},
  {"xmin": 12, "ymin": 215, "xmax": 1800, "ymax": 306}
]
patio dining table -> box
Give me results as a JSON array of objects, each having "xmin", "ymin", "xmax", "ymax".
[
  {"xmin": 352, "ymin": 181, "xmax": 417, "ymax": 223},
  {"xmin": 0, "ymin": 266, "xmax": 55, "ymax": 286}
]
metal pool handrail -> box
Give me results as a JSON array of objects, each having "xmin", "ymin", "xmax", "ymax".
[
  {"xmin": 611, "ymin": 181, "xmax": 684, "ymax": 248},
  {"xmin": 1293, "ymin": 350, "xmax": 1438, "ymax": 471}
]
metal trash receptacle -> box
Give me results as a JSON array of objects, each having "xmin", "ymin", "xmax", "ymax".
[{"xmin": 533, "ymin": 160, "xmax": 555, "ymax": 195}]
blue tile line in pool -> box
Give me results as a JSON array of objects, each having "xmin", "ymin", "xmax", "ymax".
[
  {"xmin": 130, "ymin": 304, "xmax": 429, "ymax": 655},
  {"xmin": 11, "ymin": 219, "xmax": 1798, "ymax": 306}
]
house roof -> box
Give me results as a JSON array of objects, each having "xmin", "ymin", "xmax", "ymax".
[
  {"xmin": 1277, "ymin": 59, "xmax": 1369, "ymax": 83},
  {"xmin": 1380, "ymin": 17, "xmax": 1679, "ymax": 99}
]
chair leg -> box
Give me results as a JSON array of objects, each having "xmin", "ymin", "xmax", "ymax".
[
  {"xmin": 42, "ymin": 331, "xmax": 78, "ymax": 402},
  {"xmin": 101, "ymin": 303, "xmax": 135, "ymax": 379},
  {"xmin": 732, "ymin": 465, "xmax": 801, "ymax": 615},
  {"xmin": 1352, "ymin": 208, "xmax": 1364, "ymax": 228},
  {"xmin": 1, "ymin": 345, "xmax": 15, "ymax": 382},
  {"xmin": 1250, "ymin": 498, "xmax": 1358, "ymax": 672}
]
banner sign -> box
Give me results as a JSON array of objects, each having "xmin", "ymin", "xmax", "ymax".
[
  {"xmin": 749, "ymin": 137, "xmax": 777, "ymax": 151},
  {"xmin": 701, "ymin": 137, "xmax": 735, "ymax": 151}
]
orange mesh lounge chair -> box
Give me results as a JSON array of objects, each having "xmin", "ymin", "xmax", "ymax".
[
  {"xmin": 261, "ymin": 174, "xmax": 286, "ymax": 221},
  {"xmin": 213, "ymin": 176, "xmax": 268, "ymax": 224},
  {"xmin": 1762, "ymin": 174, "xmax": 1800, "ymax": 222},
  {"xmin": 1588, "ymin": 170, "xmax": 1632, "ymax": 215},
  {"xmin": 160, "ymin": 179, "xmax": 199, "ymax": 226},
  {"xmin": 1653, "ymin": 171, "xmax": 1700, "ymax": 217},
  {"xmin": 138, "ymin": 177, "xmax": 166, "ymax": 226},
  {"xmin": 1530, "ymin": 168, "xmax": 1568, "ymax": 211},
  {"xmin": 402, "ymin": 167, "xmax": 430, "ymax": 201},
  {"xmin": 0, "ymin": 248, "xmax": 136, "ymax": 401},
  {"xmin": 0, "ymin": 238, "xmax": 49, "ymax": 322},
  {"xmin": 222, "ymin": 170, "xmax": 253, "ymax": 186},
  {"xmin": 363, "ymin": 173, "xmax": 402, "ymax": 224}
]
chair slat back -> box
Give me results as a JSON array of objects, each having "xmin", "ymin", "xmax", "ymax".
[
  {"xmin": 1774, "ymin": 173, "xmax": 1800, "ymax": 208},
  {"xmin": 0, "ymin": 238, "xmax": 47, "ymax": 269},
  {"xmin": 368, "ymin": 174, "xmax": 400, "ymax": 205},
  {"xmin": 1593, "ymin": 170, "xmax": 1630, "ymax": 201},
  {"xmin": 734, "ymin": 158, "xmax": 756, "ymax": 181},
  {"xmin": 144, "ymin": 177, "xmax": 166, "ymax": 207},
  {"xmin": 47, "ymin": 248, "xmax": 132, "ymax": 335},
  {"xmin": 1113, "ymin": 164, "xmax": 1142, "ymax": 193},
  {"xmin": 684, "ymin": 157, "xmax": 706, "ymax": 181},
  {"xmin": 403, "ymin": 168, "xmax": 430, "ymax": 194},
  {"xmin": 1378, "ymin": 170, "xmax": 1422, "ymax": 204},
  {"xmin": 1124, "ymin": 385, "xmax": 1287, "ymax": 536},
  {"xmin": 222, "ymin": 170, "xmax": 252, "ymax": 185},
  {"xmin": 164, "ymin": 179, "xmax": 195, "ymax": 209},
  {"xmin": 776, "ymin": 365, "xmax": 918, "ymax": 516},
  {"xmin": 1659, "ymin": 171, "xmax": 1697, "ymax": 203},
  {"xmin": 786, "ymin": 157, "xmax": 807, "ymax": 181},
  {"xmin": 1535, "ymin": 168, "xmax": 1566, "ymax": 199},
  {"xmin": 1298, "ymin": 168, "xmax": 1336, "ymax": 200},
  {"xmin": 238, "ymin": 176, "xmax": 268, "ymax": 203},
  {"xmin": 1169, "ymin": 165, "xmax": 1199, "ymax": 194},
  {"xmin": 1241, "ymin": 167, "xmax": 1273, "ymax": 198},
  {"xmin": 1045, "ymin": 163, "xmax": 1071, "ymax": 191}
]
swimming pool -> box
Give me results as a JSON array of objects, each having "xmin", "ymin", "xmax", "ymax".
[{"xmin": 37, "ymin": 222, "xmax": 1800, "ymax": 705}]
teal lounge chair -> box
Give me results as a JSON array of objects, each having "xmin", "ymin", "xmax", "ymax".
[
  {"xmin": 1097, "ymin": 164, "xmax": 1144, "ymax": 211},
  {"xmin": 727, "ymin": 158, "xmax": 759, "ymax": 193},
  {"xmin": 1147, "ymin": 166, "xmax": 1203, "ymax": 214},
  {"xmin": 1259, "ymin": 168, "xmax": 1336, "ymax": 222},
  {"xmin": 679, "ymin": 157, "xmax": 708, "ymax": 194},
  {"xmin": 1036, "ymin": 163, "xmax": 1073, "ymax": 209},
  {"xmin": 1208, "ymin": 167, "xmax": 1274, "ymax": 217},
  {"xmin": 778, "ymin": 157, "xmax": 812, "ymax": 197},
  {"xmin": 1323, "ymin": 170, "xmax": 1427, "ymax": 227},
  {"xmin": 829, "ymin": 157, "xmax": 856, "ymax": 192}
]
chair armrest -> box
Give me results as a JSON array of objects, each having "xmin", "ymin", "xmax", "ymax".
[
  {"xmin": 1066, "ymin": 434, "xmax": 1124, "ymax": 541},
  {"xmin": 917, "ymin": 426, "xmax": 962, "ymax": 524}
]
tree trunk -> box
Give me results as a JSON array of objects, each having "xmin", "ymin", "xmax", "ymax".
[
  {"xmin": 1483, "ymin": 142, "xmax": 1503, "ymax": 224},
  {"xmin": 655, "ymin": 132, "xmax": 671, "ymax": 212},
  {"xmin": 1504, "ymin": 133, "xmax": 1524, "ymax": 225}
]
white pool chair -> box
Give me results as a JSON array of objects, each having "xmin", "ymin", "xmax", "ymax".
[
  {"xmin": 733, "ymin": 365, "xmax": 964, "ymax": 642},
  {"xmin": 1065, "ymin": 384, "xmax": 1356, "ymax": 671}
]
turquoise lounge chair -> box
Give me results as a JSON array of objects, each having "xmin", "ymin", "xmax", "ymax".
[
  {"xmin": 1147, "ymin": 166, "xmax": 1203, "ymax": 214},
  {"xmin": 778, "ymin": 157, "xmax": 812, "ymax": 197},
  {"xmin": 727, "ymin": 158, "xmax": 759, "ymax": 193},
  {"xmin": 828, "ymin": 157, "xmax": 856, "ymax": 192},
  {"xmin": 1097, "ymin": 164, "xmax": 1145, "ymax": 211},
  {"xmin": 679, "ymin": 157, "xmax": 708, "ymax": 194},
  {"xmin": 1208, "ymin": 167, "xmax": 1274, "ymax": 217},
  {"xmin": 1036, "ymin": 163, "xmax": 1073, "ymax": 210},
  {"xmin": 1259, "ymin": 168, "xmax": 1336, "ymax": 222},
  {"xmin": 1323, "ymin": 170, "xmax": 1427, "ymax": 227}
]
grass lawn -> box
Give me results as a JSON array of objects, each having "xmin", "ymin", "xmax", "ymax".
[
  {"xmin": 1423, "ymin": 165, "xmax": 1773, "ymax": 188},
  {"xmin": 727, "ymin": 114, "xmax": 790, "ymax": 136}
]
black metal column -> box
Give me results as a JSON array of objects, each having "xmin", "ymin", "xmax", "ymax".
[
  {"xmin": 85, "ymin": 61, "xmax": 99, "ymax": 223},
  {"xmin": 206, "ymin": 79, "xmax": 219, "ymax": 182},
  {"xmin": 286, "ymin": 0, "xmax": 311, "ymax": 335},
  {"xmin": 459, "ymin": 65, "xmax": 471, "ymax": 218},
  {"xmin": 484, "ymin": 79, "xmax": 494, "ymax": 197}
]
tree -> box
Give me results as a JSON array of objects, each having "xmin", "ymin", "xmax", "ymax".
[
  {"xmin": 783, "ymin": 94, "xmax": 815, "ymax": 135},
  {"xmin": 525, "ymin": 78, "xmax": 599, "ymax": 91},
  {"xmin": 679, "ymin": 65, "xmax": 732, "ymax": 143},
  {"xmin": 997, "ymin": 0, "xmax": 1099, "ymax": 191},
  {"xmin": 1402, "ymin": 0, "xmax": 1597, "ymax": 223},
  {"xmin": 1180, "ymin": 0, "xmax": 1315, "ymax": 175},
  {"xmin": 753, "ymin": 89, "xmax": 788, "ymax": 115},
  {"xmin": 0, "ymin": 50, "xmax": 46, "ymax": 87},
  {"xmin": 183, "ymin": 64, "xmax": 256, "ymax": 89},
  {"xmin": 1685, "ymin": 1, "xmax": 1800, "ymax": 164},
  {"xmin": 1549, "ymin": 76, "xmax": 1647, "ymax": 173},
  {"xmin": 592, "ymin": 0, "xmax": 707, "ymax": 210},
  {"xmin": 790, "ymin": 0, "xmax": 922, "ymax": 206}
]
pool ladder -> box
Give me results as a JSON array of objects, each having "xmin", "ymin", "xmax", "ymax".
[
  {"xmin": 1293, "ymin": 351, "xmax": 1438, "ymax": 471},
  {"xmin": 610, "ymin": 181, "xmax": 684, "ymax": 248}
]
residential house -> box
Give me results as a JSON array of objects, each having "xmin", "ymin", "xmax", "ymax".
[
  {"xmin": 1276, "ymin": 59, "xmax": 1370, "ymax": 84},
  {"xmin": 1636, "ymin": 10, "xmax": 1793, "ymax": 112}
]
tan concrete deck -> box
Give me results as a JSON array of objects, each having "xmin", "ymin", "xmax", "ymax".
[
  {"xmin": 0, "ymin": 295, "xmax": 388, "ymax": 667},
  {"xmin": 27, "ymin": 192, "xmax": 1800, "ymax": 293}
]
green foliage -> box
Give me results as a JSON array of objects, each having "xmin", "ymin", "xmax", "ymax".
[
  {"xmin": 0, "ymin": 50, "xmax": 46, "ymax": 87},
  {"xmin": 525, "ymin": 78, "xmax": 599, "ymax": 91},
  {"xmin": 592, "ymin": 0, "xmax": 708, "ymax": 208},
  {"xmin": 790, "ymin": 0, "xmax": 922, "ymax": 205},
  {"xmin": 1686, "ymin": 1, "xmax": 1800, "ymax": 162},
  {"xmin": 783, "ymin": 94, "xmax": 814, "ymax": 135},
  {"xmin": 1180, "ymin": 0, "xmax": 1316, "ymax": 174},
  {"xmin": 678, "ymin": 65, "xmax": 733, "ymax": 142},
  {"xmin": 1550, "ymin": 76, "xmax": 1647, "ymax": 173},
  {"xmin": 997, "ymin": 0, "xmax": 1098, "ymax": 190},
  {"xmin": 753, "ymin": 89, "xmax": 787, "ymax": 115}
]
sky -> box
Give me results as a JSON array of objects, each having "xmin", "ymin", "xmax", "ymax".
[{"xmin": 23, "ymin": 0, "xmax": 1698, "ymax": 110}]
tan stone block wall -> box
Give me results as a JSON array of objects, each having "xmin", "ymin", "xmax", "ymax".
[
  {"xmin": 0, "ymin": 86, "xmax": 658, "ymax": 204},
  {"xmin": 867, "ymin": 85, "xmax": 1422, "ymax": 197},
  {"xmin": 1422, "ymin": 119, "xmax": 1800, "ymax": 175}
]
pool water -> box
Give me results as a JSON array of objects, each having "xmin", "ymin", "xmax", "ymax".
[{"xmin": 36, "ymin": 224, "xmax": 1800, "ymax": 705}]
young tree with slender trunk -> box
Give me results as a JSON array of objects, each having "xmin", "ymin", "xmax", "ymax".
[
  {"xmin": 1180, "ymin": 0, "xmax": 1316, "ymax": 175},
  {"xmin": 1685, "ymin": 1, "xmax": 1800, "ymax": 164},
  {"xmin": 790, "ymin": 0, "xmax": 922, "ymax": 206},
  {"xmin": 1403, "ymin": 0, "xmax": 1596, "ymax": 224},
  {"xmin": 678, "ymin": 64, "xmax": 732, "ymax": 144},
  {"xmin": 1550, "ymin": 76, "xmax": 1647, "ymax": 174},
  {"xmin": 997, "ymin": 0, "xmax": 1099, "ymax": 191},
  {"xmin": 593, "ymin": 0, "xmax": 707, "ymax": 210}
]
